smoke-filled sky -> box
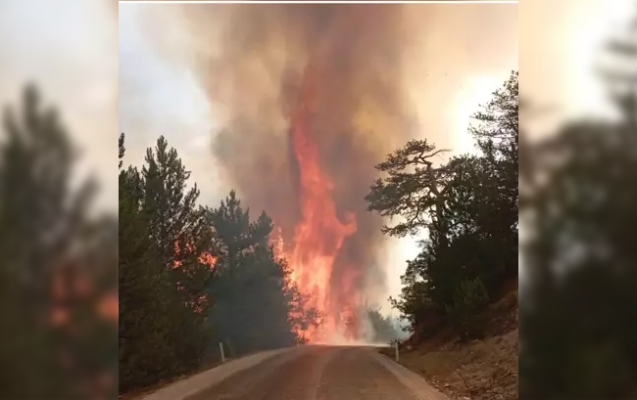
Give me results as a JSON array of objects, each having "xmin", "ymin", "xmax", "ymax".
[
  {"xmin": 0, "ymin": 0, "xmax": 629, "ymax": 335},
  {"xmin": 521, "ymin": 0, "xmax": 635, "ymax": 138},
  {"xmin": 0, "ymin": 0, "xmax": 117, "ymax": 214},
  {"xmin": 119, "ymin": 3, "xmax": 517, "ymax": 317}
]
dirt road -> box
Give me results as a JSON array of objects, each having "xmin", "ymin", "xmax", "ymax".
[{"xmin": 181, "ymin": 345, "xmax": 449, "ymax": 400}]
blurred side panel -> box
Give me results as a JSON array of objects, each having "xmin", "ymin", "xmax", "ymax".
[
  {"xmin": 520, "ymin": 0, "xmax": 637, "ymax": 399},
  {"xmin": 0, "ymin": 0, "xmax": 118, "ymax": 398}
]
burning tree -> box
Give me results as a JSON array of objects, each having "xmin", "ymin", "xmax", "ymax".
[
  {"xmin": 205, "ymin": 191, "xmax": 320, "ymax": 352},
  {"xmin": 119, "ymin": 135, "xmax": 217, "ymax": 391},
  {"xmin": 119, "ymin": 133, "xmax": 321, "ymax": 392},
  {"xmin": 181, "ymin": 5, "xmax": 418, "ymax": 344}
]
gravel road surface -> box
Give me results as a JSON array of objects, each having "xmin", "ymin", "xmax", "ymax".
[{"xmin": 178, "ymin": 345, "xmax": 450, "ymax": 400}]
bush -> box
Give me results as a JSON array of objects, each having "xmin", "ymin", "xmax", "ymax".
[{"xmin": 445, "ymin": 277, "xmax": 489, "ymax": 340}]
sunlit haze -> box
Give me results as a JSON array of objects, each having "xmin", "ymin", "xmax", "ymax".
[
  {"xmin": 521, "ymin": 0, "xmax": 635, "ymax": 138},
  {"xmin": 0, "ymin": 0, "xmax": 117, "ymax": 213}
]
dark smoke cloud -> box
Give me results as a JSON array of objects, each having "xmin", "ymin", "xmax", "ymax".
[{"xmin": 177, "ymin": 4, "xmax": 419, "ymax": 312}]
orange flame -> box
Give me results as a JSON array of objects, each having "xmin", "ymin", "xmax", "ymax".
[
  {"xmin": 276, "ymin": 66, "xmax": 361, "ymax": 343},
  {"xmin": 173, "ymin": 241, "xmax": 217, "ymax": 314},
  {"xmin": 173, "ymin": 241, "xmax": 217, "ymax": 270}
]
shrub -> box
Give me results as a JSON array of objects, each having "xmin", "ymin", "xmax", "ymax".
[{"xmin": 446, "ymin": 277, "xmax": 489, "ymax": 340}]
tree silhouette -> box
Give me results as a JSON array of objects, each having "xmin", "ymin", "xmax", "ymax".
[
  {"xmin": 520, "ymin": 18, "xmax": 637, "ymax": 400},
  {"xmin": 0, "ymin": 85, "xmax": 117, "ymax": 399},
  {"xmin": 366, "ymin": 72, "xmax": 518, "ymax": 339}
]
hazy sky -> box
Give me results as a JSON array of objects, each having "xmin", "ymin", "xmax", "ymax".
[
  {"xmin": 0, "ymin": 0, "xmax": 117, "ymax": 213},
  {"xmin": 521, "ymin": 0, "xmax": 635, "ymax": 138},
  {"xmin": 0, "ymin": 0, "xmax": 629, "ymax": 316},
  {"xmin": 119, "ymin": 2, "xmax": 518, "ymax": 314}
]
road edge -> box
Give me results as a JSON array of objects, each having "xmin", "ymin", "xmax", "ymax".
[
  {"xmin": 371, "ymin": 350, "xmax": 451, "ymax": 400},
  {"xmin": 139, "ymin": 347, "xmax": 294, "ymax": 400}
]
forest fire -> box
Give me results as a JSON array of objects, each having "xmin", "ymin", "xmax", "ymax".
[
  {"xmin": 179, "ymin": 4, "xmax": 417, "ymax": 344},
  {"xmin": 172, "ymin": 241, "xmax": 217, "ymax": 314},
  {"xmin": 173, "ymin": 241, "xmax": 217, "ymax": 269},
  {"xmin": 273, "ymin": 67, "xmax": 361, "ymax": 342}
]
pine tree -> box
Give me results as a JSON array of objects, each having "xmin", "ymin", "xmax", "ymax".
[
  {"xmin": 207, "ymin": 191, "xmax": 298, "ymax": 354},
  {"xmin": 119, "ymin": 135, "xmax": 217, "ymax": 390},
  {"xmin": 366, "ymin": 73, "xmax": 519, "ymax": 339},
  {"xmin": 141, "ymin": 136, "xmax": 216, "ymax": 371},
  {"xmin": 119, "ymin": 134, "xmax": 178, "ymax": 390}
]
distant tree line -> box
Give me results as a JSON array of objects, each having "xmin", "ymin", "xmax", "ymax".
[
  {"xmin": 366, "ymin": 308, "xmax": 408, "ymax": 343},
  {"xmin": 366, "ymin": 72, "xmax": 519, "ymax": 340},
  {"xmin": 119, "ymin": 135, "xmax": 318, "ymax": 392}
]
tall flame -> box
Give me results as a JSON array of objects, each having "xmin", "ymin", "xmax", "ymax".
[
  {"xmin": 173, "ymin": 4, "xmax": 423, "ymax": 344},
  {"xmin": 274, "ymin": 67, "xmax": 362, "ymax": 343}
]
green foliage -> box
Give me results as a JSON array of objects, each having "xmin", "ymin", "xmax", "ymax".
[
  {"xmin": 367, "ymin": 308, "xmax": 402, "ymax": 343},
  {"xmin": 119, "ymin": 136, "xmax": 315, "ymax": 393},
  {"xmin": 366, "ymin": 71, "xmax": 518, "ymax": 338},
  {"xmin": 119, "ymin": 135, "xmax": 220, "ymax": 391},
  {"xmin": 206, "ymin": 192, "xmax": 299, "ymax": 353},
  {"xmin": 445, "ymin": 277, "xmax": 489, "ymax": 340},
  {"xmin": 366, "ymin": 139, "xmax": 449, "ymax": 238},
  {"xmin": 388, "ymin": 258, "xmax": 438, "ymax": 328}
]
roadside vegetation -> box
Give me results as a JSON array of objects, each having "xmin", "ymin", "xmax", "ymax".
[
  {"xmin": 119, "ymin": 135, "xmax": 319, "ymax": 394},
  {"xmin": 369, "ymin": 72, "xmax": 519, "ymax": 400}
]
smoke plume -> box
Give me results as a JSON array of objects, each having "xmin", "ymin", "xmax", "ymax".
[{"xmin": 177, "ymin": 4, "xmax": 419, "ymax": 342}]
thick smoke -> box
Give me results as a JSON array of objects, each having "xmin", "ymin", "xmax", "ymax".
[{"xmin": 178, "ymin": 4, "xmax": 419, "ymax": 339}]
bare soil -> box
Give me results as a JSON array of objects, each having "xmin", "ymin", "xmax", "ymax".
[{"xmin": 383, "ymin": 289, "xmax": 519, "ymax": 400}]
